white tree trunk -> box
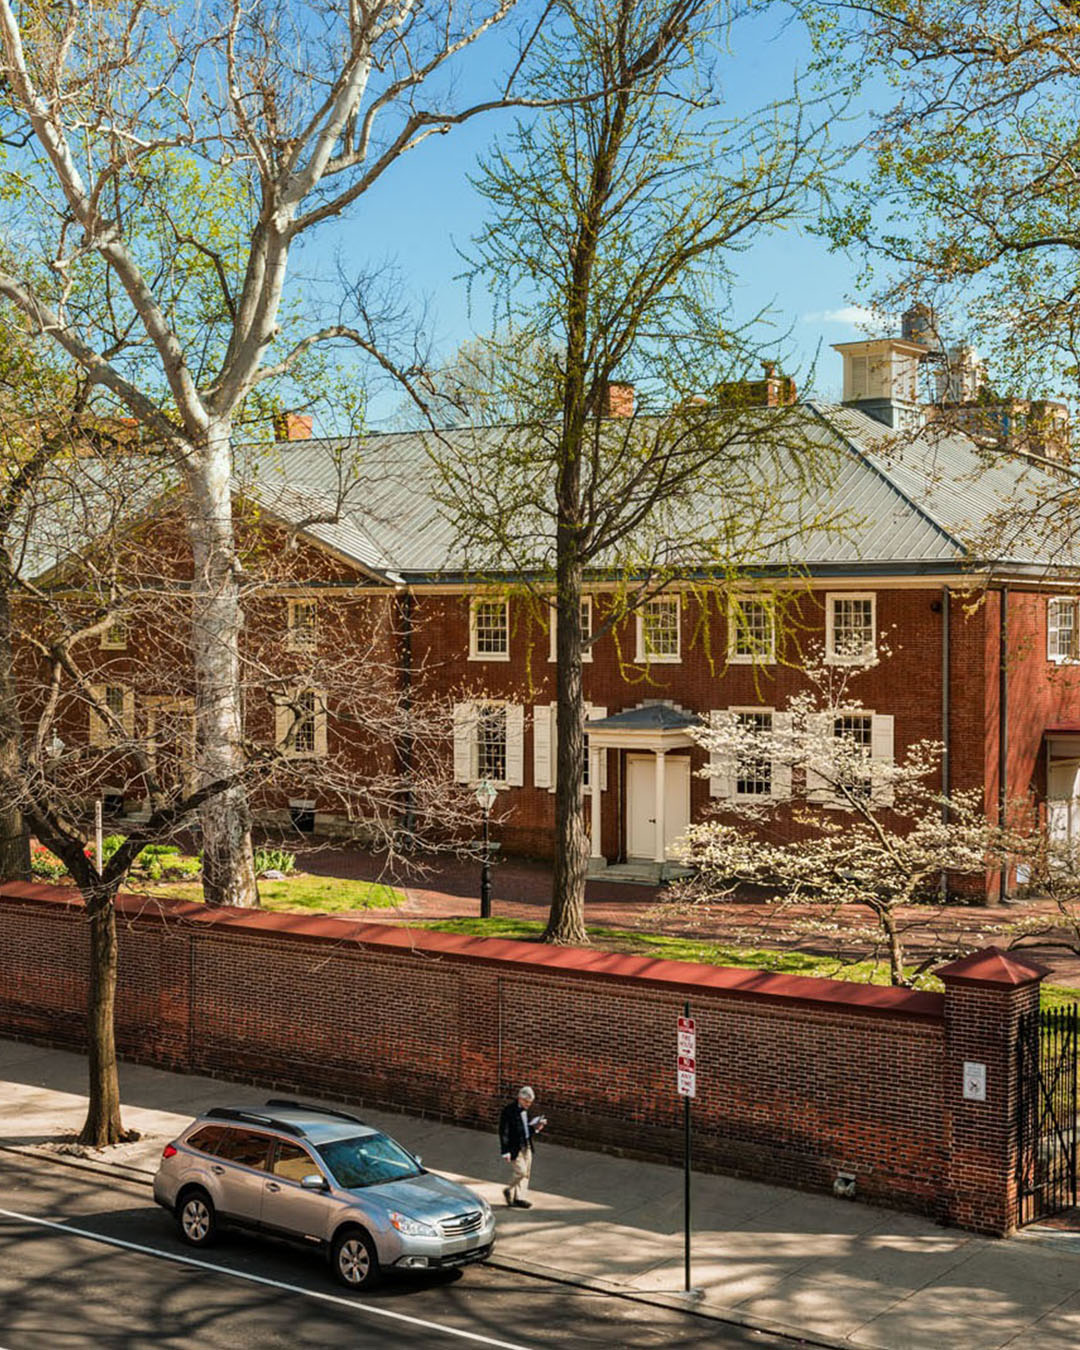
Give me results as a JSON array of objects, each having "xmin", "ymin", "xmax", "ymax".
[{"xmin": 188, "ymin": 420, "xmax": 258, "ymax": 908}]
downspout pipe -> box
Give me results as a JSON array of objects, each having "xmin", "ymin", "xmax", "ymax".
[
  {"xmin": 940, "ymin": 586, "xmax": 950, "ymax": 903},
  {"xmin": 998, "ymin": 585, "xmax": 1009, "ymax": 903},
  {"xmin": 400, "ymin": 590, "xmax": 415, "ymax": 836}
]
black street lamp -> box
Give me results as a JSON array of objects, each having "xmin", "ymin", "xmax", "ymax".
[{"xmin": 475, "ymin": 778, "xmax": 497, "ymax": 919}]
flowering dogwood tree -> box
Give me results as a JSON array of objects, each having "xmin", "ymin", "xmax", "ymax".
[{"xmin": 676, "ymin": 653, "xmax": 1010, "ymax": 986}]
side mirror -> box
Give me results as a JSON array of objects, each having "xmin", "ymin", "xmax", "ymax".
[{"xmin": 301, "ymin": 1173, "xmax": 328, "ymax": 1191}]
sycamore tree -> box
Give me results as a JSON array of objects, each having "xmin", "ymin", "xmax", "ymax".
[
  {"xmin": 0, "ymin": 0, "xmax": 544, "ymax": 907},
  {"xmin": 674, "ymin": 652, "xmax": 1010, "ymax": 985},
  {"xmin": 430, "ymin": 0, "xmax": 844, "ymax": 945}
]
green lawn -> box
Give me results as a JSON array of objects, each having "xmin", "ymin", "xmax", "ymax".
[
  {"xmin": 418, "ymin": 917, "xmax": 1080, "ymax": 1009},
  {"xmin": 147, "ymin": 873, "xmax": 404, "ymax": 913}
]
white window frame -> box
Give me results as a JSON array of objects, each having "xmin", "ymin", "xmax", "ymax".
[
  {"xmin": 727, "ymin": 596, "xmax": 776, "ymax": 665},
  {"xmin": 825, "ymin": 592, "xmax": 876, "ymax": 665},
  {"xmin": 99, "ymin": 619, "xmax": 128, "ymax": 651},
  {"xmin": 548, "ymin": 597, "xmax": 593, "ymax": 662},
  {"xmin": 286, "ymin": 598, "xmax": 319, "ymax": 652},
  {"xmin": 1048, "ymin": 596, "xmax": 1080, "ymax": 663},
  {"xmin": 469, "ymin": 597, "xmax": 511, "ymax": 661},
  {"xmin": 274, "ymin": 686, "xmax": 329, "ymax": 758},
  {"xmin": 710, "ymin": 706, "xmax": 791, "ymax": 801},
  {"xmin": 636, "ymin": 595, "xmax": 681, "ymax": 664},
  {"xmin": 88, "ymin": 683, "xmax": 135, "ymax": 746},
  {"xmin": 533, "ymin": 702, "xmax": 607, "ymax": 793},
  {"xmin": 454, "ymin": 700, "xmax": 524, "ymax": 786},
  {"xmin": 808, "ymin": 708, "xmax": 894, "ymax": 808}
]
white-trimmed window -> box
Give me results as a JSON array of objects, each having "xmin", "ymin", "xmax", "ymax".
[
  {"xmin": 735, "ymin": 710, "xmax": 773, "ymax": 796},
  {"xmin": 548, "ymin": 597, "xmax": 593, "ymax": 662},
  {"xmin": 275, "ymin": 687, "xmax": 328, "ymax": 757},
  {"xmin": 287, "ymin": 598, "xmax": 318, "ymax": 651},
  {"xmin": 826, "ymin": 592, "xmax": 876, "ymax": 664},
  {"xmin": 88, "ymin": 683, "xmax": 135, "ymax": 746},
  {"xmin": 99, "ymin": 619, "xmax": 128, "ymax": 651},
  {"xmin": 806, "ymin": 709, "xmax": 894, "ymax": 807},
  {"xmin": 533, "ymin": 702, "xmax": 607, "ymax": 792},
  {"xmin": 1048, "ymin": 597, "xmax": 1079, "ymax": 663},
  {"xmin": 454, "ymin": 700, "xmax": 524, "ymax": 786},
  {"xmin": 469, "ymin": 598, "xmax": 510, "ymax": 661},
  {"xmin": 636, "ymin": 596, "xmax": 681, "ymax": 663},
  {"xmin": 709, "ymin": 707, "xmax": 791, "ymax": 801},
  {"xmin": 728, "ymin": 597, "xmax": 775, "ymax": 665}
]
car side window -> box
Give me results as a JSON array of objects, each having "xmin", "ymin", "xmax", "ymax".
[
  {"xmin": 213, "ymin": 1127, "xmax": 271, "ymax": 1171},
  {"xmin": 271, "ymin": 1139, "xmax": 319, "ymax": 1183},
  {"xmin": 186, "ymin": 1125, "xmax": 229, "ymax": 1156}
]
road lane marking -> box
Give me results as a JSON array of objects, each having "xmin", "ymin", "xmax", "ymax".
[{"xmin": 0, "ymin": 1206, "xmax": 529, "ymax": 1349}]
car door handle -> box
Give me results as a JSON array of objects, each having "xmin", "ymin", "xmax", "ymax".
[
  {"xmin": 210, "ymin": 1165, "xmax": 225, "ymax": 1174},
  {"xmin": 266, "ymin": 1182, "xmax": 281, "ymax": 1192}
]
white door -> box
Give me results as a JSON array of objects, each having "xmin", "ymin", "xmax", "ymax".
[
  {"xmin": 1048, "ymin": 759, "xmax": 1080, "ymax": 843},
  {"xmin": 627, "ymin": 754, "xmax": 691, "ymax": 860}
]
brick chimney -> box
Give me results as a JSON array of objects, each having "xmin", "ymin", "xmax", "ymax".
[
  {"xmin": 273, "ymin": 411, "xmax": 313, "ymax": 441},
  {"xmin": 601, "ymin": 382, "xmax": 636, "ymax": 418},
  {"xmin": 714, "ymin": 363, "xmax": 797, "ymax": 409}
]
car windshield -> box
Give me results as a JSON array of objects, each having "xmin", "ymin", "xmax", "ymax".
[{"xmin": 316, "ymin": 1133, "xmax": 423, "ymax": 1189}]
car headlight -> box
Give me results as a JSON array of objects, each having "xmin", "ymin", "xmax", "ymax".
[
  {"xmin": 389, "ymin": 1211, "xmax": 438, "ymax": 1237},
  {"xmin": 478, "ymin": 1197, "xmax": 493, "ymax": 1218}
]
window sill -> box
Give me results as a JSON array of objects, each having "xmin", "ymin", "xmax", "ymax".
[
  {"xmin": 468, "ymin": 652, "xmax": 511, "ymax": 662},
  {"xmin": 728, "ymin": 653, "xmax": 776, "ymax": 666},
  {"xmin": 634, "ymin": 653, "xmax": 681, "ymax": 665}
]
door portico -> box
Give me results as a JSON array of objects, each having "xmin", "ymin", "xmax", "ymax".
[{"xmin": 584, "ymin": 702, "xmax": 699, "ymax": 866}]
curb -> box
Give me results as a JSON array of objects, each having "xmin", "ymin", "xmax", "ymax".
[{"xmin": 0, "ymin": 1139, "xmax": 846, "ymax": 1348}]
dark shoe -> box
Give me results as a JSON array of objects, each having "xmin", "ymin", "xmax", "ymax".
[
  {"xmin": 503, "ymin": 1188, "xmax": 513, "ymax": 1207},
  {"xmin": 512, "ymin": 1199, "xmax": 533, "ymax": 1209}
]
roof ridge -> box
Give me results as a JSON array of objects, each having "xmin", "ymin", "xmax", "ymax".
[{"xmin": 805, "ymin": 402, "xmax": 968, "ymax": 561}]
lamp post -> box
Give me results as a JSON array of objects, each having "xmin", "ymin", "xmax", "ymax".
[{"xmin": 474, "ymin": 778, "xmax": 497, "ymax": 919}]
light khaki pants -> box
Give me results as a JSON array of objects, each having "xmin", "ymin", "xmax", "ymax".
[{"xmin": 508, "ymin": 1143, "xmax": 532, "ymax": 1201}]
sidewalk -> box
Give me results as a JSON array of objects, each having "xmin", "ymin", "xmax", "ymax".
[{"xmin": 2, "ymin": 1036, "xmax": 1079, "ymax": 1349}]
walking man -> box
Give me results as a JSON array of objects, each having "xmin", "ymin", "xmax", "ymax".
[{"xmin": 499, "ymin": 1085, "xmax": 545, "ymax": 1209}]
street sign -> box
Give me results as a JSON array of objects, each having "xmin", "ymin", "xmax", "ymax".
[{"xmin": 677, "ymin": 1015, "xmax": 696, "ymax": 1096}]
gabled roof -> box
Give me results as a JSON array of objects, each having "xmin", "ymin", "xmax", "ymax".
[
  {"xmin": 255, "ymin": 403, "xmax": 1080, "ymax": 583},
  {"xmin": 20, "ymin": 403, "xmax": 1080, "ymax": 588}
]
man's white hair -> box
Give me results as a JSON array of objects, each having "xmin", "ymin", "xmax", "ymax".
[{"xmin": 517, "ymin": 1085, "xmax": 536, "ymax": 1101}]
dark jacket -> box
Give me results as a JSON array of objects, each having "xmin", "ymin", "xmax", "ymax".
[{"xmin": 499, "ymin": 1101, "xmax": 536, "ymax": 1159}]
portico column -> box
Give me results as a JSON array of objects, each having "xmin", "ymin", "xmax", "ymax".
[
  {"xmin": 590, "ymin": 744, "xmax": 603, "ymax": 858},
  {"xmin": 654, "ymin": 749, "xmax": 667, "ymax": 864}
]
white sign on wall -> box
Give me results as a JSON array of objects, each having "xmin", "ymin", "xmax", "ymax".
[{"xmin": 963, "ymin": 1061, "xmax": 987, "ymax": 1102}]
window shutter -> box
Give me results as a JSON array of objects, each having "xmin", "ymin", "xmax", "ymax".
[
  {"xmin": 88, "ymin": 684, "xmax": 106, "ymax": 747},
  {"xmin": 275, "ymin": 687, "xmax": 296, "ymax": 751},
  {"xmin": 708, "ymin": 710, "xmax": 735, "ymax": 799},
  {"xmin": 452, "ymin": 703, "xmax": 476, "ymax": 783},
  {"xmin": 314, "ymin": 689, "xmax": 329, "ymax": 758},
  {"xmin": 506, "ymin": 704, "xmax": 525, "ymax": 787},
  {"xmin": 871, "ymin": 713, "xmax": 895, "ymax": 806},
  {"xmin": 587, "ymin": 704, "xmax": 608, "ymax": 790},
  {"xmin": 121, "ymin": 689, "xmax": 136, "ymax": 739},
  {"xmin": 771, "ymin": 712, "xmax": 792, "ymax": 800},
  {"xmin": 534, "ymin": 704, "xmax": 553, "ymax": 788},
  {"xmin": 805, "ymin": 712, "xmax": 832, "ymax": 803}
]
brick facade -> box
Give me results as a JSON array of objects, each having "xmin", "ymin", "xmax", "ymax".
[{"xmin": 0, "ymin": 883, "xmax": 1046, "ymax": 1235}]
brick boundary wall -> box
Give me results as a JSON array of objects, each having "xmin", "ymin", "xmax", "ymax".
[{"xmin": 0, "ymin": 884, "xmax": 1046, "ymax": 1235}]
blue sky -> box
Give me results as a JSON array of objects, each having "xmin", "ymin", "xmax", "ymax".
[{"xmin": 301, "ymin": 5, "xmax": 881, "ymax": 427}]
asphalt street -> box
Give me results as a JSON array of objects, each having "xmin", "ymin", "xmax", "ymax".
[{"xmin": 0, "ymin": 1152, "xmax": 806, "ymax": 1350}]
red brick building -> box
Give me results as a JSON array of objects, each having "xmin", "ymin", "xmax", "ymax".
[{"xmin": 33, "ymin": 384, "xmax": 1080, "ymax": 897}]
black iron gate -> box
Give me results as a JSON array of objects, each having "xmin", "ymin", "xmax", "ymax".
[{"xmin": 1017, "ymin": 1003, "xmax": 1079, "ymax": 1225}]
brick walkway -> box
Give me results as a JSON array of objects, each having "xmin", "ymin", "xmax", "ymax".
[{"xmin": 297, "ymin": 843, "xmax": 1080, "ymax": 987}]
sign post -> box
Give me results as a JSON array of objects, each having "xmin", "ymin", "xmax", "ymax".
[{"xmin": 677, "ymin": 1002, "xmax": 695, "ymax": 1292}]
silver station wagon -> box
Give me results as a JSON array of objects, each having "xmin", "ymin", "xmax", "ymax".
[{"xmin": 153, "ymin": 1100, "xmax": 496, "ymax": 1289}]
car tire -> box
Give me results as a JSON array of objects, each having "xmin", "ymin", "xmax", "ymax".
[
  {"xmin": 176, "ymin": 1188, "xmax": 217, "ymax": 1247},
  {"xmin": 331, "ymin": 1227, "xmax": 380, "ymax": 1290}
]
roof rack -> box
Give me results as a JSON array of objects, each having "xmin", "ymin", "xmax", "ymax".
[
  {"xmin": 204, "ymin": 1106, "xmax": 305, "ymax": 1137},
  {"xmin": 264, "ymin": 1098, "xmax": 367, "ymax": 1126}
]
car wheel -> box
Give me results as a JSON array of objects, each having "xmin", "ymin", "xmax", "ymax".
[
  {"xmin": 332, "ymin": 1228, "xmax": 380, "ymax": 1290},
  {"xmin": 176, "ymin": 1188, "xmax": 217, "ymax": 1247}
]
